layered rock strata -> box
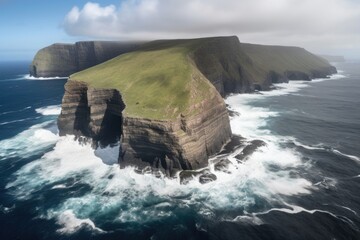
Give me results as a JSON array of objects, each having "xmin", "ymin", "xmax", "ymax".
[
  {"xmin": 54, "ymin": 36, "xmax": 338, "ymax": 176},
  {"xmin": 30, "ymin": 41, "xmax": 142, "ymax": 77},
  {"xmin": 58, "ymin": 81, "xmax": 125, "ymax": 147},
  {"xmin": 58, "ymin": 80, "xmax": 232, "ymax": 176}
]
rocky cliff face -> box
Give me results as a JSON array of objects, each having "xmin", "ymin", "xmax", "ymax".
[
  {"xmin": 58, "ymin": 79, "xmax": 231, "ymax": 176},
  {"xmin": 54, "ymin": 36, "xmax": 337, "ymax": 177},
  {"xmin": 30, "ymin": 41, "xmax": 142, "ymax": 77},
  {"xmin": 191, "ymin": 36, "xmax": 257, "ymax": 96},
  {"xmin": 58, "ymin": 80, "xmax": 125, "ymax": 147}
]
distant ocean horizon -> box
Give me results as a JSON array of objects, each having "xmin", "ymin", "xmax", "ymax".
[{"xmin": 0, "ymin": 60, "xmax": 359, "ymax": 239}]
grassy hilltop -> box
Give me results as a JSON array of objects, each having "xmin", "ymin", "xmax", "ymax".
[
  {"xmin": 241, "ymin": 43, "xmax": 331, "ymax": 76},
  {"xmin": 71, "ymin": 36, "xmax": 260, "ymax": 120},
  {"xmin": 70, "ymin": 36, "xmax": 335, "ymax": 120},
  {"xmin": 71, "ymin": 38, "xmax": 215, "ymax": 120}
]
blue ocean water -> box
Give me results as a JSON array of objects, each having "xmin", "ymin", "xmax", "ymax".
[{"xmin": 0, "ymin": 61, "xmax": 359, "ymax": 240}]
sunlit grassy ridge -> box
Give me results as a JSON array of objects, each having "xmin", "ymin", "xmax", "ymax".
[
  {"xmin": 242, "ymin": 43, "xmax": 331, "ymax": 74},
  {"xmin": 70, "ymin": 39, "xmax": 214, "ymax": 120}
]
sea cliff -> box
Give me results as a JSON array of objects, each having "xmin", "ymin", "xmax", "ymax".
[
  {"xmin": 30, "ymin": 41, "xmax": 142, "ymax": 77},
  {"xmin": 40, "ymin": 36, "xmax": 337, "ymax": 176}
]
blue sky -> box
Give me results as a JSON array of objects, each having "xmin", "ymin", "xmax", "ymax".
[
  {"xmin": 1, "ymin": 0, "xmax": 359, "ymax": 61},
  {"xmin": 0, "ymin": 0, "xmax": 118, "ymax": 60}
]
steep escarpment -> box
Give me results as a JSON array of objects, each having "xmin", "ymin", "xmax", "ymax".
[
  {"xmin": 242, "ymin": 43, "xmax": 337, "ymax": 86},
  {"xmin": 58, "ymin": 80, "xmax": 125, "ymax": 147},
  {"xmin": 30, "ymin": 41, "xmax": 141, "ymax": 77},
  {"xmin": 140, "ymin": 36, "xmax": 266, "ymax": 96},
  {"xmin": 56, "ymin": 36, "xmax": 337, "ymax": 176},
  {"xmin": 59, "ymin": 42, "xmax": 232, "ymax": 175}
]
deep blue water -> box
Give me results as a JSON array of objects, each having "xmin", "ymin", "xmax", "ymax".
[{"xmin": 0, "ymin": 61, "xmax": 359, "ymax": 240}]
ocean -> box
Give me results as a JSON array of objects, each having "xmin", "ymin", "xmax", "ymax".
[{"xmin": 0, "ymin": 60, "xmax": 359, "ymax": 240}]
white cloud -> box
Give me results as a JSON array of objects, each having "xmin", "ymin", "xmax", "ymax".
[{"xmin": 63, "ymin": 0, "xmax": 360, "ymax": 57}]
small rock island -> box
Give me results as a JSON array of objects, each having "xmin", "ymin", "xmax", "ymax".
[{"xmin": 31, "ymin": 36, "xmax": 337, "ymax": 177}]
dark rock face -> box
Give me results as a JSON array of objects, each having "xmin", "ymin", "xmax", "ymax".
[
  {"xmin": 58, "ymin": 80, "xmax": 232, "ymax": 176},
  {"xmin": 179, "ymin": 169, "xmax": 217, "ymax": 185},
  {"xmin": 30, "ymin": 41, "xmax": 142, "ymax": 77},
  {"xmin": 119, "ymin": 88, "xmax": 232, "ymax": 176},
  {"xmin": 192, "ymin": 36, "xmax": 257, "ymax": 96},
  {"xmin": 58, "ymin": 81, "xmax": 125, "ymax": 147},
  {"xmin": 214, "ymin": 158, "xmax": 234, "ymax": 174},
  {"xmin": 235, "ymin": 140, "xmax": 267, "ymax": 162}
]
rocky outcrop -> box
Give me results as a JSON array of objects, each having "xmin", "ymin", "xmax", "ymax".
[
  {"xmin": 235, "ymin": 140, "xmax": 267, "ymax": 162},
  {"xmin": 58, "ymin": 81, "xmax": 125, "ymax": 147},
  {"xmin": 58, "ymin": 79, "xmax": 232, "ymax": 176},
  {"xmin": 30, "ymin": 41, "xmax": 142, "ymax": 77},
  {"xmin": 54, "ymin": 36, "xmax": 338, "ymax": 178}
]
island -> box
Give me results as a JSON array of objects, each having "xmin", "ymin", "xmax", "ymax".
[{"xmin": 31, "ymin": 36, "xmax": 337, "ymax": 179}]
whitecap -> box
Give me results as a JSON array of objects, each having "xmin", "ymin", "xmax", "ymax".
[
  {"xmin": 22, "ymin": 74, "xmax": 68, "ymax": 80},
  {"xmin": 0, "ymin": 116, "xmax": 41, "ymax": 126},
  {"xmin": 35, "ymin": 105, "xmax": 61, "ymax": 116},
  {"xmin": 0, "ymin": 121, "xmax": 58, "ymax": 159},
  {"xmin": 332, "ymin": 149, "xmax": 360, "ymax": 162},
  {"xmin": 0, "ymin": 106, "xmax": 31, "ymax": 116},
  {"xmin": 56, "ymin": 210, "xmax": 104, "ymax": 234}
]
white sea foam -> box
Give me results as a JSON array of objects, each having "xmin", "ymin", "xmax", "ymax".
[
  {"xmin": 332, "ymin": 149, "xmax": 360, "ymax": 162},
  {"xmin": 22, "ymin": 74, "xmax": 68, "ymax": 81},
  {"xmin": 0, "ymin": 121, "xmax": 58, "ymax": 160},
  {"xmin": 56, "ymin": 210, "xmax": 104, "ymax": 234},
  {"xmin": 254, "ymin": 202, "xmax": 358, "ymax": 230},
  {"xmin": 35, "ymin": 105, "xmax": 61, "ymax": 116}
]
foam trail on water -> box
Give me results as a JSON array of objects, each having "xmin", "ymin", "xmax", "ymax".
[
  {"xmin": 22, "ymin": 74, "xmax": 68, "ymax": 81},
  {"xmin": 35, "ymin": 105, "xmax": 61, "ymax": 116},
  {"xmin": 332, "ymin": 149, "xmax": 360, "ymax": 162},
  {"xmin": 0, "ymin": 116, "xmax": 41, "ymax": 126},
  {"xmin": 0, "ymin": 106, "xmax": 31, "ymax": 116}
]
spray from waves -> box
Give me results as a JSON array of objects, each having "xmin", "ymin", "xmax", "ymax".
[
  {"xmin": 1, "ymin": 74, "xmax": 67, "ymax": 81},
  {"xmin": 6, "ymin": 133, "xmax": 314, "ymax": 234},
  {"xmin": 0, "ymin": 121, "xmax": 58, "ymax": 160},
  {"xmin": 35, "ymin": 105, "xmax": 61, "ymax": 116}
]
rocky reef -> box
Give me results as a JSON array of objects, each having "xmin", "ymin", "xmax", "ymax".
[
  {"xmin": 30, "ymin": 41, "xmax": 142, "ymax": 77},
  {"xmin": 52, "ymin": 36, "xmax": 337, "ymax": 178}
]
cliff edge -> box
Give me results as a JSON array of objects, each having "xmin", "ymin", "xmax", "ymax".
[
  {"xmin": 30, "ymin": 41, "xmax": 142, "ymax": 77},
  {"xmin": 56, "ymin": 36, "xmax": 337, "ymax": 176},
  {"xmin": 58, "ymin": 37, "xmax": 234, "ymax": 175}
]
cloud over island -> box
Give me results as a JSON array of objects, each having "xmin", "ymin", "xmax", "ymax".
[{"xmin": 63, "ymin": 0, "xmax": 360, "ymax": 57}]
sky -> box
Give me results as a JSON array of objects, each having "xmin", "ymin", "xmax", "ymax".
[{"xmin": 1, "ymin": 0, "xmax": 360, "ymax": 61}]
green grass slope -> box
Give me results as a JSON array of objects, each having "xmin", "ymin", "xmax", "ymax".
[
  {"xmin": 70, "ymin": 40, "xmax": 214, "ymax": 120},
  {"xmin": 241, "ymin": 43, "xmax": 332, "ymax": 75}
]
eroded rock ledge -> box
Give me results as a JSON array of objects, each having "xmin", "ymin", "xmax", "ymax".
[{"xmin": 58, "ymin": 80, "xmax": 232, "ymax": 176}]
